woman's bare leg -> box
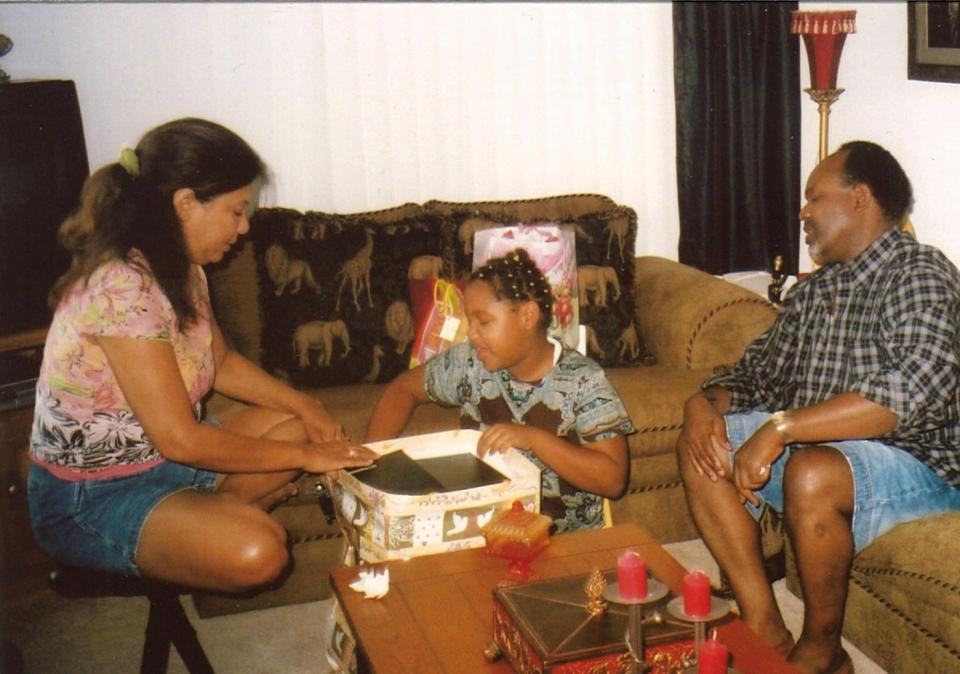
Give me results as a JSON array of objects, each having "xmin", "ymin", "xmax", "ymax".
[
  {"xmin": 136, "ymin": 490, "xmax": 290, "ymax": 591},
  {"xmin": 214, "ymin": 406, "xmax": 306, "ymax": 507},
  {"xmin": 135, "ymin": 405, "xmax": 311, "ymax": 591}
]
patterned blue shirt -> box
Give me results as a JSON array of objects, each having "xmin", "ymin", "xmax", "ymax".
[
  {"xmin": 424, "ymin": 341, "xmax": 635, "ymax": 532},
  {"xmin": 704, "ymin": 228, "xmax": 960, "ymax": 487}
]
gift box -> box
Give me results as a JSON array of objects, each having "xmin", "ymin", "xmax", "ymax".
[
  {"xmin": 335, "ymin": 429, "xmax": 541, "ymax": 562},
  {"xmin": 491, "ymin": 570, "xmax": 694, "ymax": 674}
]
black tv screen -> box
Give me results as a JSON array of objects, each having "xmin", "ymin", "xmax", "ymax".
[{"xmin": 0, "ymin": 80, "xmax": 89, "ymax": 340}]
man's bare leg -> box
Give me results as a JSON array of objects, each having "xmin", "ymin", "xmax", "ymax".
[
  {"xmin": 679, "ymin": 449, "xmax": 793, "ymax": 650},
  {"xmin": 783, "ymin": 446, "xmax": 855, "ymax": 674}
]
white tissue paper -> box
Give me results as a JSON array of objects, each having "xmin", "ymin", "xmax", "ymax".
[{"xmin": 348, "ymin": 567, "xmax": 390, "ymax": 599}]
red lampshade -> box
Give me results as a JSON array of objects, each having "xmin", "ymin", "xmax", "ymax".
[{"xmin": 791, "ymin": 10, "xmax": 857, "ymax": 91}]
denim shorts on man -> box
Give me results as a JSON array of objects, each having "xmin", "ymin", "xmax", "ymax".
[
  {"xmin": 28, "ymin": 459, "xmax": 219, "ymax": 576},
  {"xmin": 724, "ymin": 411, "xmax": 960, "ymax": 554}
]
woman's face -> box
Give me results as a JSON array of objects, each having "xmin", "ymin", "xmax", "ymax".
[{"xmin": 178, "ymin": 183, "xmax": 253, "ymax": 265}]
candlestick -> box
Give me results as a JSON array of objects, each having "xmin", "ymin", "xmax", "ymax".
[
  {"xmin": 617, "ymin": 548, "xmax": 648, "ymax": 600},
  {"xmin": 683, "ymin": 570, "xmax": 711, "ymax": 617}
]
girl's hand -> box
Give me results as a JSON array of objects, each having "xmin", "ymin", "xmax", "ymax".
[
  {"xmin": 302, "ymin": 440, "xmax": 377, "ymax": 475},
  {"xmin": 476, "ymin": 423, "xmax": 538, "ymax": 458}
]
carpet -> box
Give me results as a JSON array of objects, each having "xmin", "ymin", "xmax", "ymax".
[{"xmin": 2, "ymin": 538, "xmax": 886, "ymax": 673}]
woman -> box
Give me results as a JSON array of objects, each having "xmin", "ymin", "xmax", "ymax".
[{"xmin": 28, "ymin": 118, "xmax": 376, "ymax": 593}]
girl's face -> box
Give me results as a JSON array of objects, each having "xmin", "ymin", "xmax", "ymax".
[
  {"xmin": 178, "ymin": 183, "xmax": 253, "ymax": 265},
  {"xmin": 464, "ymin": 280, "xmax": 538, "ymax": 372}
]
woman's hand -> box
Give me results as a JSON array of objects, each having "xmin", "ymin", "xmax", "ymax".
[
  {"xmin": 301, "ymin": 440, "xmax": 377, "ymax": 475},
  {"xmin": 476, "ymin": 423, "xmax": 538, "ymax": 458},
  {"xmin": 731, "ymin": 424, "xmax": 784, "ymax": 506},
  {"xmin": 677, "ymin": 395, "xmax": 732, "ymax": 482}
]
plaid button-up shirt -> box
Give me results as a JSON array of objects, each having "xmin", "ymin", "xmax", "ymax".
[{"xmin": 704, "ymin": 227, "xmax": 960, "ymax": 487}]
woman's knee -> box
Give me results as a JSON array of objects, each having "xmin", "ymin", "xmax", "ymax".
[
  {"xmin": 263, "ymin": 415, "xmax": 307, "ymax": 443},
  {"xmin": 228, "ymin": 529, "xmax": 290, "ymax": 589}
]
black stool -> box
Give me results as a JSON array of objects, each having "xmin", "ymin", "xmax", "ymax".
[{"xmin": 50, "ymin": 565, "xmax": 214, "ymax": 674}]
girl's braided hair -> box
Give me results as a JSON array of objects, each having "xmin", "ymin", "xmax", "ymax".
[{"xmin": 470, "ymin": 247, "xmax": 553, "ymax": 330}]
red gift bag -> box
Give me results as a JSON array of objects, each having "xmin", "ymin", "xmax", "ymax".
[{"xmin": 408, "ymin": 277, "xmax": 469, "ymax": 368}]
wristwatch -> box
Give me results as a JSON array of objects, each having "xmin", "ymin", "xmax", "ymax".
[{"xmin": 769, "ymin": 410, "xmax": 794, "ymax": 445}]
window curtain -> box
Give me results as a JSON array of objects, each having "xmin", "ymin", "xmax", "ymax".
[{"xmin": 673, "ymin": 2, "xmax": 800, "ymax": 275}]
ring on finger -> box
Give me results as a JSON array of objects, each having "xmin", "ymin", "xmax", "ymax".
[
  {"xmin": 348, "ymin": 448, "xmax": 356, "ymax": 458},
  {"xmin": 757, "ymin": 463, "xmax": 770, "ymax": 478}
]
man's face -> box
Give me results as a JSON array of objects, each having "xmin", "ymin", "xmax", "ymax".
[{"xmin": 799, "ymin": 153, "xmax": 861, "ymax": 266}]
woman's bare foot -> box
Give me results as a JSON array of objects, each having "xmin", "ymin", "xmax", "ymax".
[{"xmin": 255, "ymin": 482, "xmax": 299, "ymax": 512}]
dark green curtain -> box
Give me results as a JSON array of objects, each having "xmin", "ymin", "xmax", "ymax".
[{"xmin": 674, "ymin": 2, "xmax": 801, "ymax": 275}]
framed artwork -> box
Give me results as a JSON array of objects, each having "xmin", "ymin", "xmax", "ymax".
[{"xmin": 908, "ymin": 2, "xmax": 960, "ymax": 83}]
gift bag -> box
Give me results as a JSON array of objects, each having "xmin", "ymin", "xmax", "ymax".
[
  {"xmin": 473, "ymin": 224, "xmax": 579, "ymax": 349},
  {"xmin": 408, "ymin": 277, "xmax": 469, "ymax": 368}
]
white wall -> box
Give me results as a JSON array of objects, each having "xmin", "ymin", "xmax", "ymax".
[
  {"xmin": 798, "ymin": 2, "xmax": 960, "ymax": 270},
  {"xmin": 7, "ymin": 3, "xmax": 959, "ymax": 268},
  {"xmin": 2, "ymin": 2, "xmax": 679, "ymax": 261}
]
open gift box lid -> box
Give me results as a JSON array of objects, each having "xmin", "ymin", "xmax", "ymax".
[{"xmin": 492, "ymin": 570, "xmax": 694, "ymax": 673}]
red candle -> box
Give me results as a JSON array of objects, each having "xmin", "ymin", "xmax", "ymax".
[
  {"xmin": 683, "ymin": 569, "xmax": 711, "ymax": 617},
  {"xmin": 697, "ymin": 636, "xmax": 728, "ymax": 674},
  {"xmin": 616, "ymin": 548, "xmax": 648, "ymax": 599}
]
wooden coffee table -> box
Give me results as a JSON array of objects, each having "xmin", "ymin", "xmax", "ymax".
[{"xmin": 330, "ymin": 523, "xmax": 798, "ymax": 673}]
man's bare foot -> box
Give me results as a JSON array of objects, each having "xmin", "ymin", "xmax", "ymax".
[
  {"xmin": 256, "ymin": 482, "xmax": 299, "ymax": 512},
  {"xmin": 789, "ymin": 645, "xmax": 852, "ymax": 674},
  {"xmin": 772, "ymin": 632, "xmax": 796, "ymax": 658}
]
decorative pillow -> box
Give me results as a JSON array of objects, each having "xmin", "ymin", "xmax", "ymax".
[
  {"xmin": 439, "ymin": 206, "xmax": 654, "ymax": 367},
  {"xmin": 251, "ymin": 207, "xmax": 445, "ymax": 387}
]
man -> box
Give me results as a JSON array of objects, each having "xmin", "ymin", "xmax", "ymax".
[{"xmin": 677, "ymin": 141, "xmax": 960, "ymax": 674}]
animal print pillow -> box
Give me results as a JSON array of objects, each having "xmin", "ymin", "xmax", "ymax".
[
  {"xmin": 439, "ymin": 206, "xmax": 654, "ymax": 367},
  {"xmin": 251, "ymin": 207, "xmax": 445, "ymax": 387}
]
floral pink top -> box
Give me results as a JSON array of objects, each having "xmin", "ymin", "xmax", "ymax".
[{"xmin": 30, "ymin": 250, "xmax": 215, "ymax": 480}]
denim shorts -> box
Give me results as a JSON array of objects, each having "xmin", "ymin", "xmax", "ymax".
[
  {"xmin": 725, "ymin": 411, "xmax": 960, "ymax": 554},
  {"xmin": 28, "ymin": 459, "xmax": 219, "ymax": 576}
]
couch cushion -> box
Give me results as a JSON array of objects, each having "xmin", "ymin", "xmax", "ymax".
[
  {"xmin": 848, "ymin": 512, "xmax": 960, "ymax": 663},
  {"xmin": 431, "ymin": 202, "xmax": 653, "ymax": 368},
  {"xmin": 251, "ymin": 206, "xmax": 445, "ymax": 387}
]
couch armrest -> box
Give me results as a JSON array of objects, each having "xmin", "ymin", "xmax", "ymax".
[{"xmin": 632, "ymin": 256, "xmax": 777, "ymax": 370}]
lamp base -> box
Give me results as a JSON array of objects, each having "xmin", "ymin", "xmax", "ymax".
[{"xmin": 804, "ymin": 88, "xmax": 845, "ymax": 162}]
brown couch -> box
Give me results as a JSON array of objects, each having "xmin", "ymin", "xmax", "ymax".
[{"xmin": 196, "ymin": 193, "xmax": 959, "ymax": 674}]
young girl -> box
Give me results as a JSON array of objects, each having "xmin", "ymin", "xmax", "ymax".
[{"xmin": 367, "ymin": 248, "xmax": 633, "ymax": 532}]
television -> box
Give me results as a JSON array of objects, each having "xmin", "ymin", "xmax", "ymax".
[{"xmin": 0, "ymin": 80, "xmax": 89, "ymax": 407}]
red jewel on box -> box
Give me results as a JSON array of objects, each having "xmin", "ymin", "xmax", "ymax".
[{"xmin": 683, "ymin": 569, "xmax": 711, "ymax": 617}]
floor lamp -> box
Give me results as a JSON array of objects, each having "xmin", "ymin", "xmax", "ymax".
[{"xmin": 791, "ymin": 9, "xmax": 857, "ymax": 164}]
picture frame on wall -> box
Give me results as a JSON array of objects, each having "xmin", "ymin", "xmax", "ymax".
[{"xmin": 908, "ymin": 2, "xmax": 960, "ymax": 83}]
